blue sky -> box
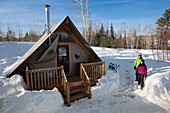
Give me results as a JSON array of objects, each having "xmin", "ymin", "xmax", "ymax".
[{"xmin": 0, "ymin": 0, "xmax": 170, "ymax": 34}]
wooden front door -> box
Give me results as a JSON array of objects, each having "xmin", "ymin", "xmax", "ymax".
[{"xmin": 57, "ymin": 45, "xmax": 69, "ymax": 75}]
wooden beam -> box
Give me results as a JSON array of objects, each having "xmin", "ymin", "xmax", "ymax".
[
  {"xmin": 30, "ymin": 72, "xmax": 33, "ymax": 90},
  {"xmin": 26, "ymin": 66, "xmax": 30, "ymax": 89},
  {"xmin": 59, "ymin": 24, "xmax": 92, "ymax": 59},
  {"xmin": 44, "ymin": 70, "xmax": 47, "ymax": 89},
  {"xmin": 34, "ymin": 71, "xmax": 37, "ymax": 89},
  {"xmin": 66, "ymin": 82, "xmax": 70, "ymax": 106},
  {"xmin": 80, "ymin": 63, "xmax": 83, "ymax": 80},
  {"xmin": 102, "ymin": 62, "xmax": 105, "ymax": 75},
  {"xmin": 41, "ymin": 71, "xmax": 44, "ymax": 89},
  {"xmin": 37, "ymin": 70, "xmax": 40, "ymax": 89}
]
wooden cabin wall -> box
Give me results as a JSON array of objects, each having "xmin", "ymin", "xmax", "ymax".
[
  {"xmin": 70, "ymin": 43, "xmax": 89, "ymax": 76},
  {"xmin": 32, "ymin": 60, "xmax": 56, "ymax": 69}
]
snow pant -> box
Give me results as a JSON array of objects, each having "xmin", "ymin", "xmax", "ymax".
[{"xmin": 137, "ymin": 74, "xmax": 145, "ymax": 89}]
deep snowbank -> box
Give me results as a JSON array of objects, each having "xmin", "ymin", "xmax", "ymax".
[
  {"xmin": 0, "ymin": 75, "xmax": 64, "ymax": 113},
  {"xmin": 136, "ymin": 67, "xmax": 170, "ymax": 109}
]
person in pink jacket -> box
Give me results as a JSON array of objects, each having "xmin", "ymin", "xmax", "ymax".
[{"xmin": 136, "ymin": 59, "xmax": 147, "ymax": 89}]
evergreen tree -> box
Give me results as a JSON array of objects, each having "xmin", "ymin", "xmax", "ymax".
[
  {"xmin": 156, "ymin": 8, "xmax": 170, "ymax": 30},
  {"xmin": 156, "ymin": 8, "xmax": 170, "ymax": 50},
  {"xmin": 106, "ymin": 28, "xmax": 109, "ymax": 46},
  {"xmin": 110, "ymin": 23, "xmax": 115, "ymax": 47},
  {"xmin": 116, "ymin": 33, "xmax": 122, "ymax": 48},
  {"xmin": 95, "ymin": 23, "xmax": 106, "ymax": 46},
  {"xmin": 123, "ymin": 32, "xmax": 127, "ymax": 48},
  {"xmin": 24, "ymin": 32, "xmax": 30, "ymax": 41},
  {"xmin": 100, "ymin": 23, "xmax": 107, "ymax": 46},
  {"xmin": 100, "ymin": 23, "xmax": 105, "ymax": 36},
  {"xmin": 110, "ymin": 23, "xmax": 115, "ymax": 40},
  {"xmin": 23, "ymin": 31, "xmax": 40, "ymax": 42},
  {"xmin": 133, "ymin": 29, "xmax": 138, "ymax": 49},
  {"xmin": 6, "ymin": 28, "xmax": 15, "ymax": 41},
  {"xmin": 95, "ymin": 32, "xmax": 101, "ymax": 46},
  {"xmin": 156, "ymin": 8, "xmax": 170, "ymax": 60}
]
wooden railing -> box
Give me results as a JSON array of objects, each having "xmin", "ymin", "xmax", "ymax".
[
  {"xmin": 61, "ymin": 66, "xmax": 70, "ymax": 106},
  {"xmin": 26, "ymin": 66, "xmax": 71, "ymax": 106},
  {"xmin": 82, "ymin": 62, "xmax": 105, "ymax": 80},
  {"xmin": 80, "ymin": 63, "xmax": 91, "ymax": 99},
  {"xmin": 26, "ymin": 66, "xmax": 63, "ymax": 90},
  {"xmin": 25, "ymin": 61, "xmax": 105, "ymax": 106}
]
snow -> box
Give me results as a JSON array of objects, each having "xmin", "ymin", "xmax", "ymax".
[{"xmin": 0, "ymin": 42, "xmax": 170, "ymax": 113}]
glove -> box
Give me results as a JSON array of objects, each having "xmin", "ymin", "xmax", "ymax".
[{"xmin": 134, "ymin": 66, "xmax": 136, "ymax": 70}]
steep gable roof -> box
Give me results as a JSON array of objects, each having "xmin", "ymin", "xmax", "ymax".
[{"xmin": 7, "ymin": 16, "xmax": 101, "ymax": 77}]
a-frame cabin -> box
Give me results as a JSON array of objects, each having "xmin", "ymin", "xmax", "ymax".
[{"xmin": 7, "ymin": 16, "xmax": 105, "ymax": 106}]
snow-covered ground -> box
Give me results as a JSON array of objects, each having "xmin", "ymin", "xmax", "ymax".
[{"xmin": 0, "ymin": 42, "xmax": 170, "ymax": 113}]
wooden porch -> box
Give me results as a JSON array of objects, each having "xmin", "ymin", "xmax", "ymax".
[{"xmin": 25, "ymin": 61, "xmax": 105, "ymax": 106}]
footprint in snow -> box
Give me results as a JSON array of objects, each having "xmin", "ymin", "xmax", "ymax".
[{"xmin": 32, "ymin": 96, "xmax": 45, "ymax": 106}]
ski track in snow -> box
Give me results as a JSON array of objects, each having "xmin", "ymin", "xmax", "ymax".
[{"xmin": 0, "ymin": 42, "xmax": 170, "ymax": 113}]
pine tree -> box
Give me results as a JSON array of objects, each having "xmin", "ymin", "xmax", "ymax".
[
  {"xmin": 156, "ymin": 8, "xmax": 170, "ymax": 48},
  {"xmin": 110, "ymin": 23, "xmax": 115, "ymax": 40},
  {"xmin": 100, "ymin": 23, "xmax": 105, "ymax": 36},
  {"xmin": 156, "ymin": 8, "xmax": 170, "ymax": 30},
  {"xmin": 123, "ymin": 32, "xmax": 127, "ymax": 48},
  {"xmin": 94, "ymin": 23, "xmax": 107, "ymax": 46},
  {"xmin": 110, "ymin": 23, "xmax": 115, "ymax": 47},
  {"xmin": 106, "ymin": 28, "xmax": 109, "ymax": 46},
  {"xmin": 156, "ymin": 8, "xmax": 170, "ymax": 60},
  {"xmin": 6, "ymin": 28, "xmax": 15, "ymax": 41}
]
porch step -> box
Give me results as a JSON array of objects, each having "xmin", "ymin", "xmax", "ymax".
[
  {"xmin": 63, "ymin": 80, "xmax": 88, "ymax": 103},
  {"xmin": 69, "ymin": 81, "xmax": 85, "ymax": 95},
  {"xmin": 70, "ymin": 87, "xmax": 85, "ymax": 94},
  {"xmin": 70, "ymin": 92, "xmax": 88, "ymax": 102},
  {"xmin": 63, "ymin": 78, "xmax": 100, "ymax": 105},
  {"xmin": 69, "ymin": 78, "xmax": 99, "ymax": 87},
  {"xmin": 69, "ymin": 81, "xmax": 83, "ymax": 87},
  {"xmin": 90, "ymin": 78, "xmax": 99, "ymax": 86}
]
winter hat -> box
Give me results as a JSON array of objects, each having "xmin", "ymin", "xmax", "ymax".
[{"xmin": 138, "ymin": 53, "xmax": 142, "ymax": 56}]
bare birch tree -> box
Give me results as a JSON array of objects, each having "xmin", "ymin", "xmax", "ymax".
[
  {"xmin": 128, "ymin": 28, "xmax": 136, "ymax": 49},
  {"xmin": 72, "ymin": 0, "xmax": 91, "ymax": 42},
  {"xmin": 15, "ymin": 22, "xmax": 23, "ymax": 41},
  {"xmin": 143, "ymin": 24, "xmax": 156, "ymax": 59},
  {"xmin": 120, "ymin": 22, "xmax": 128, "ymax": 48},
  {"xmin": 143, "ymin": 24, "xmax": 156, "ymax": 49}
]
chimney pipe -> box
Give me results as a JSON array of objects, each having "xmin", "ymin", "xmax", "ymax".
[{"xmin": 44, "ymin": 4, "xmax": 51, "ymax": 45}]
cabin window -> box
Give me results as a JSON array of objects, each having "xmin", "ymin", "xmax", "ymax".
[
  {"xmin": 57, "ymin": 32, "xmax": 74, "ymax": 42},
  {"xmin": 58, "ymin": 47, "xmax": 67, "ymax": 65}
]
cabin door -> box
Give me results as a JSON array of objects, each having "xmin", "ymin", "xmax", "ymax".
[{"xmin": 57, "ymin": 45, "xmax": 69, "ymax": 75}]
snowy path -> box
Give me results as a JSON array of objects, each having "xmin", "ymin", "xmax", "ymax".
[{"xmin": 0, "ymin": 42, "xmax": 170, "ymax": 113}]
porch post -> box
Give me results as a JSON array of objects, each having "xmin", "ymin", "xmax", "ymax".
[
  {"xmin": 26, "ymin": 66, "xmax": 30, "ymax": 89},
  {"xmin": 102, "ymin": 62, "xmax": 105, "ymax": 75},
  {"xmin": 80, "ymin": 63, "xmax": 83, "ymax": 80},
  {"xmin": 61, "ymin": 66, "xmax": 64, "ymax": 85}
]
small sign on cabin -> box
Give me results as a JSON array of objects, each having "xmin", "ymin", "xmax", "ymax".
[{"xmin": 47, "ymin": 49, "xmax": 55, "ymax": 56}]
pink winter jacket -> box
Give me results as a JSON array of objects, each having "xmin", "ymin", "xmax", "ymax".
[{"xmin": 136, "ymin": 64, "xmax": 147, "ymax": 75}]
